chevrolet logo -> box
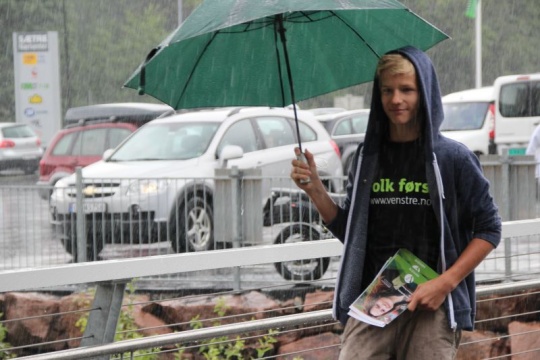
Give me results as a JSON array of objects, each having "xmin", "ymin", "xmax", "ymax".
[{"xmin": 83, "ymin": 185, "xmax": 98, "ymax": 196}]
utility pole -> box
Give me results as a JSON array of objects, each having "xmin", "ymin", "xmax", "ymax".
[
  {"xmin": 466, "ymin": 0, "xmax": 482, "ymax": 88},
  {"xmin": 475, "ymin": 0, "xmax": 482, "ymax": 88}
]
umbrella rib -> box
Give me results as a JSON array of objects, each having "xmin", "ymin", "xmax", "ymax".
[
  {"xmin": 220, "ymin": 18, "xmax": 274, "ymax": 33},
  {"xmin": 174, "ymin": 32, "xmax": 220, "ymax": 109},
  {"xmin": 329, "ymin": 10, "xmax": 381, "ymax": 59},
  {"xmin": 286, "ymin": 11, "xmax": 333, "ymax": 24},
  {"xmin": 273, "ymin": 20, "xmax": 287, "ymax": 109},
  {"xmin": 275, "ymin": 14, "xmax": 303, "ymax": 152}
]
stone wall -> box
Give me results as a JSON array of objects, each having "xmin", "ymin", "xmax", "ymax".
[{"xmin": 0, "ymin": 287, "xmax": 539, "ymax": 358}]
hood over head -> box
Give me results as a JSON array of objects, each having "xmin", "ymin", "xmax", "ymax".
[{"xmin": 363, "ymin": 46, "xmax": 444, "ymax": 161}]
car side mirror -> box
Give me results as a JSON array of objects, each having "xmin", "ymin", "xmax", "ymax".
[
  {"xmin": 103, "ymin": 148, "xmax": 114, "ymax": 161},
  {"xmin": 218, "ymin": 145, "xmax": 243, "ymax": 167}
]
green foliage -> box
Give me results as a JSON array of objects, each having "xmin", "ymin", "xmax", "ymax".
[
  {"xmin": 75, "ymin": 283, "xmax": 159, "ymax": 360},
  {"xmin": 186, "ymin": 297, "xmax": 277, "ymax": 359},
  {"xmin": 1, "ymin": 0, "xmax": 539, "ymax": 121},
  {"xmin": 255, "ymin": 329, "xmax": 279, "ymax": 358},
  {"xmin": 0, "ymin": 312, "xmax": 16, "ymax": 359}
]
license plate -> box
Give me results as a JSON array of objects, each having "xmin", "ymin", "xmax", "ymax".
[
  {"xmin": 22, "ymin": 154, "xmax": 38, "ymax": 160},
  {"xmin": 69, "ymin": 202, "xmax": 107, "ymax": 214},
  {"xmin": 508, "ymin": 147, "xmax": 526, "ymax": 156}
]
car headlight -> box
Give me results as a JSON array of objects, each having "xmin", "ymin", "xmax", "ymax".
[{"xmin": 126, "ymin": 179, "xmax": 170, "ymax": 195}]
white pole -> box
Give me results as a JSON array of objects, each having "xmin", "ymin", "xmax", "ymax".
[
  {"xmin": 475, "ymin": 0, "xmax": 482, "ymax": 88},
  {"xmin": 178, "ymin": 0, "xmax": 183, "ymax": 26}
]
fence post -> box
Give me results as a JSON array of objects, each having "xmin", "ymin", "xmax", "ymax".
[
  {"xmin": 80, "ymin": 280, "xmax": 127, "ymax": 358},
  {"xmin": 230, "ymin": 166, "xmax": 242, "ymax": 290},
  {"xmin": 75, "ymin": 167, "xmax": 86, "ymax": 262}
]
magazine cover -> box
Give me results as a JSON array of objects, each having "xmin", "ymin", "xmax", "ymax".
[{"xmin": 348, "ymin": 249, "xmax": 438, "ymax": 327}]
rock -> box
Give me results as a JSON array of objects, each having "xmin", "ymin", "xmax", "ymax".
[
  {"xmin": 50, "ymin": 292, "xmax": 94, "ymax": 350},
  {"xmin": 277, "ymin": 332, "xmax": 341, "ymax": 359},
  {"xmin": 302, "ymin": 290, "xmax": 343, "ymax": 336},
  {"xmin": 303, "ymin": 290, "xmax": 334, "ymax": 312},
  {"xmin": 456, "ymin": 330, "xmax": 509, "ymax": 360},
  {"xmin": 476, "ymin": 290, "xmax": 540, "ymax": 332},
  {"xmin": 3, "ymin": 292, "xmax": 60, "ymax": 355},
  {"xmin": 1, "ymin": 288, "xmax": 539, "ymax": 358},
  {"xmin": 508, "ymin": 321, "xmax": 540, "ymax": 360},
  {"xmin": 142, "ymin": 290, "xmax": 283, "ymax": 331}
]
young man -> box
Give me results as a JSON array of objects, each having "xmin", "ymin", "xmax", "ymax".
[{"xmin": 290, "ymin": 46, "xmax": 501, "ymax": 359}]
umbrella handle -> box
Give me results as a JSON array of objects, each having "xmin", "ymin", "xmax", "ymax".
[{"xmin": 296, "ymin": 152, "xmax": 311, "ymax": 184}]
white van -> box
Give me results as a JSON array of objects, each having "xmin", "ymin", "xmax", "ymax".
[
  {"xmin": 441, "ymin": 86, "xmax": 496, "ymax": 156},
  {"xmin": 493, "ymin": 73, "xmax": 540, "ymax": 155}
]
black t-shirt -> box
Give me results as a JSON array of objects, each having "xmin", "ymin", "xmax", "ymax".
[{"xmin": 362, "ymin": 140, "xmax": 439, "ymax": 289}]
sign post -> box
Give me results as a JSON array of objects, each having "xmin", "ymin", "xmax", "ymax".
[{"xmin": 13, "ymin": 31, "xmax": 62, "ymax": 147}]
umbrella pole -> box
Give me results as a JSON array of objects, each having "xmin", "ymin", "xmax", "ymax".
[{"xmin": 276, "ymin": 15, "xmax": 303, "ymax": 153}]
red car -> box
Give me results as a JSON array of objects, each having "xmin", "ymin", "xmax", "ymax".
[
  {"xmin": 36, "ymin": 121, "xmax": 138, "ymax": 200},
  {"xmin": 36, "ymin": 102, "xmax": 173, "ymax": 200}
]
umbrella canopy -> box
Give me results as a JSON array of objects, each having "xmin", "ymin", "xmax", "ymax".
[{"xmin": 124, "ymin": 0, "xmax": 448, "ymax": 109}]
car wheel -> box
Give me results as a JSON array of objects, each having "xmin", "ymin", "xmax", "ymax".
[
  {"xmin": 273, "ymin": 224, "xmax": 330, "ymax": 281},
  {"xmin": 170, "ymin": 196, "xmax": 214, "ymax": 253},
  {"xmin": 58, "ymin": 219, "xmax": 104, "ymax": 261}
]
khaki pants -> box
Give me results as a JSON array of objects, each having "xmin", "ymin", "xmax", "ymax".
[{"xmin": 339, "ymin": 307, "xmax": 461, "ymax": 360}]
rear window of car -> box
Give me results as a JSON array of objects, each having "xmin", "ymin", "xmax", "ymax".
[
  {"xmin": 334, "ymin": 120, "xmax": 352, "ymax": 136},
  {"xmin": 72, "ymin": 128, "xmax": 108, "ymax": 156},
  {"xmin": 441, "ymin": 102, "xmax": 489, "ymax": 131},
  {"xmin": 2, "ymin": 125, "xmax": 35, "ymax": 138},
  {"xmin": 332, "ymin": 113, "xmax": 369, "ymax": 136},
  {"xmin": 255, "ymin": 117, "xmax": 296, "ymax": 148},
  {"xmin": 296, "ymin": 121, "xmax": 317, "ymax": 142},
  {"xmin": 499, "ymin": 81, "xmax": 540, "ymax": 117},
  {"xmin": 51, "ymin": 132, "xmax": 77, "ymax": 156}
]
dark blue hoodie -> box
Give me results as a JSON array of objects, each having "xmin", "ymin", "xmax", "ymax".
[{"xmin": 326, "ymin": 46, "xmax": 501, "ymax": 330}]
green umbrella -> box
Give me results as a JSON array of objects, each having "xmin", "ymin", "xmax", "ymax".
[{"xmin": 124, "ymin": 0, "xmax": 448, "ymax": 151}]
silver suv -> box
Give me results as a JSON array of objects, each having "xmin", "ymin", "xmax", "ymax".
[{"xmin": 49, "ymin": 107, "xmax": 343, "ymax": 260}]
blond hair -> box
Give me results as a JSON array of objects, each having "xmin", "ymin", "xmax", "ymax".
[{"xmin": 376, "ymin": 54, "xmax": 415, "ymax": 78}]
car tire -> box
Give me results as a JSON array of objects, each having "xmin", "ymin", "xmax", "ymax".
[
  {"xmin": 273, "ymin": 224, "xmax": 330, "ymax": 281},
  {"xmin": 58, "ymin": 219, "xmax": 104, "ymax": 261},
  {"xmin": 169, "ymin": 196, "xmax": 214, "ymax": 253}
]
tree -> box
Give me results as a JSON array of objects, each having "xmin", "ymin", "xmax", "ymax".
[{"xmin": 1, "ymin": 0, "xmax": 539, "ymax": 122}]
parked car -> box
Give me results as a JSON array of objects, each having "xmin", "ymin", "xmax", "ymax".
[
  {"xmin": 63, "ymin": 102, "xmax": 174, "ymax": 127},
  {"xmin": 36, "ymin": 103, "xmax": 173, "ymax": 200},
  {"xmin": 308, "ymin": 107, "xmax": 347, "ymax": 116},
  {"xmin": 492, "ymin": 73, "xmax": 540, "ymax": 155},
  {"xmin": 0, "ymin": 123, "xmax": 43, "ymax": 173},
  {"xmin": 49, "ymin": 107, "xmax": 343, "ymax": 259},
  {"xmin": 441, "ymin": 86, "xmax": 496, "ymax": 156},
  {"xmin": 314, "ymin": 109, "xmax": 369, "ymax": 174},
  {"xmin": 36, "ymin": 121, "xmax": 139, "ymax": 200}
]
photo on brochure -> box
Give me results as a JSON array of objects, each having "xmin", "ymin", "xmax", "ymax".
[{"xmin": 348, "ymin": 248, "xmax": 439, "ymax": 327}]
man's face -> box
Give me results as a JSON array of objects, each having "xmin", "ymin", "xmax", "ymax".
[{"xmin": 379, "ymin": 71, "xmax": 419, "ymax": 127}]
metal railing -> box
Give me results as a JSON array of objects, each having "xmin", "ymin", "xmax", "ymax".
[
  {"xmin": 1, "ymin": 155, "xmax": 538, "ymax": 272},
  {"xmin": 1, "ymin": 218, "xmax": 540, "ymax": 359},
  {"xmin": 0, "ymin": 154, "xmax": 539, "ymax": 358}
]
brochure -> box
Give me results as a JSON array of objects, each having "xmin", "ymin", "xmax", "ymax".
[{"xmin": 348, "ymin": 248, "xmax": 438, "ymax": 327}]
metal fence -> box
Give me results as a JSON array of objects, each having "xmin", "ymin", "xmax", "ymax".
[
  {"xmin": 1, "ymin": 155, "xmax": 538, "ymax": 272},
  {"xmin": 0, "ymin": 155, "xmax": 539, "ymax": 358},
  {"xmin": 0, "ymin": 219, "xmax": 539, "ymax": 359}
]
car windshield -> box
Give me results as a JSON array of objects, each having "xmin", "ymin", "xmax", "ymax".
[
  {"xmin": 441, "ymin": 102, "xmax": 489, "ymax": 131},
  {"xmin": 109, "ymin": 121, "xmax": 219, "ymax": 161}
]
